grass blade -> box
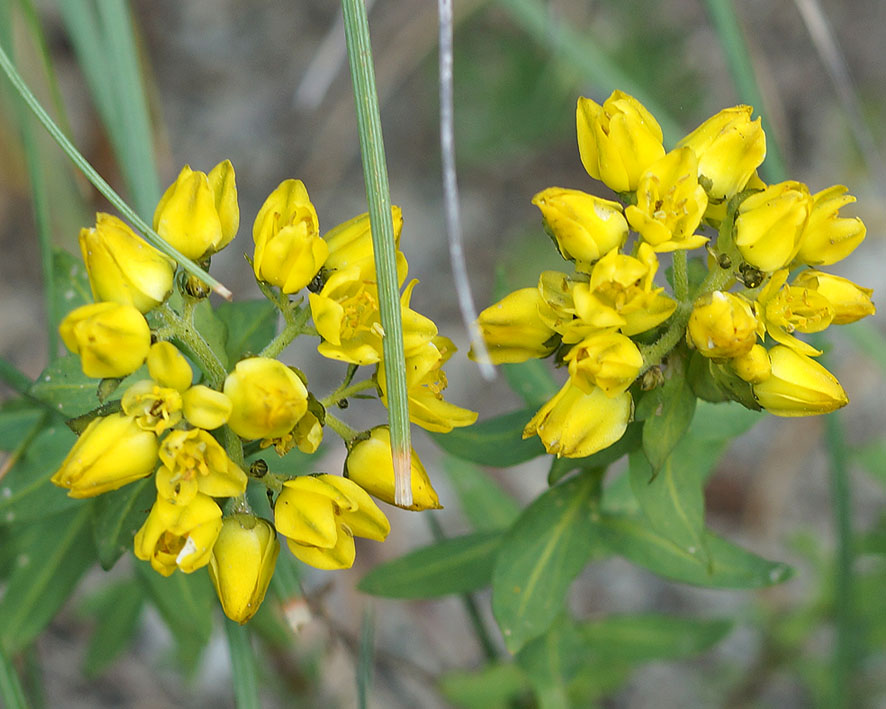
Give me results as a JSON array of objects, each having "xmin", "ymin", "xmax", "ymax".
[{"xmin": 224, "ymin": 619, "xmax": 260, "ymax": 709}]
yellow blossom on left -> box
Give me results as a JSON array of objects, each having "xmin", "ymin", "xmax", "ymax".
[{"xmin": 59, "ymin": 302, "xmax": 151, "ymax": 379}]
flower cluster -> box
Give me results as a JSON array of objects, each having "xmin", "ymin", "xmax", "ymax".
[
  {"xmin": 474, "ymin": 90, "xmax": 874, "ymax": 458},
  {"xmin": 51, "ymin": 162, "xmax": 475, "ymax": 623}
]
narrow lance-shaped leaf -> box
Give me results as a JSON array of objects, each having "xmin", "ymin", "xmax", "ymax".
[{"xmin": 430, "ymin": 408, "xmax": 546, "ymax": 467}]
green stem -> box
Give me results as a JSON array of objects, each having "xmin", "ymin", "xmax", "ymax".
[
  {"xmin": 0, "ymin": 40, "xmax": 230, "ymax": 299},
  {"xmin": 325, "ymin": 412, "xmax": 360, "ymax": 444},
  {"xmin": 155, "ymin": 302, "xmax": 227, "ymax": 387},
  {"xmin": 341, "ymin": 0, "xmax": 412, "ymax": 507},
  {"xmin": 259, "ymin": 304, "xmax": 312, "ymax": 359},
  {"xmin": 223, "ymin": 619, "xmax": 261, "ymax": 709},
  {"xmin": 0, "ymin": 647, "xmax": 29, "ymax": 709},
  {"xmin": 0, "ymin": 357, "xmax": 34, "ymax": 396},
  {"xmin": 672, "ymin": 249, "xmax": 689, "ymax": 303},
  {"xmin": 320, "ymin": 379, "xmax": 376, "ymax": 408}
]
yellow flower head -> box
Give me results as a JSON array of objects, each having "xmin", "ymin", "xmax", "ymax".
[
  {"xmin": 625, "ymin": 147, "xmax": 709, "ymax": 252},
  {"xmin": 572, "ymin": 244, "xmax": 677, "ymax": 337},
  {"xmin": 757, "ymin": 270, "xmax": 834, "ymax": 357},
  {"xmin": 209, "ymin": 514, "xmax": 280, "ymax": 624},
  {"xmin": 531, "ymin": 187, "xmax": 628, "ymax": 269},
  {"xmin": 345, "ymin": 426, "xmax": 442, "ymax": 511},
  {"xmin": 50, "ymin": 413, "xmax": 158, "ymax": 498},
  {"xmin": 752, "ymin": 345, "xmax": 848, "ymax": 417},
  {"xmin": 134, "ymin": 493, "xmax": 223, "ymax": 576},
  {"xmin": 686, "ymin": 291, "xmax": 761, "ymax": 359},
  {"xmin": 676, "ymin": 105, "xmax": 766, "ymax": 200},
  {"xmin": 731, "ymin": 343, "xmax": 772, "ymax": 384},
  {"xmin": 793, "ymin": 185, "xmax": 866, "ymax": 267},
  {"xmin": 156, "ymin": 429, "xmax": 247, "ymax": 505},
  {"xmin": 378, "ymin": 336, "xmax": 478, "ymax": 433},
  {"xmin": 472, "ymin": 287, "xmax": 558, "ymax": 364},
  {"xmin": 577, "ymin": 91, "xmax": 665, "ymax": 192},
  {"xmin": 253, "ymin": 179, "xmax": 328, "ymax": 293},
  {"xmin": 59, "ymin": 302, "xmax": 151, "ymax": 379},
  {"xmin": 792, "ymin": 270, "xmax": 875, "ymax": 325},
  {"xmin": 274, "ymin": 474, "xmax": 390, "ymax": 570},
  {"xmin": 263, "ymin": 397, "xmax": 325, "ymax": 456},
  {"xmin": 224, "ymin": 357, "xmax": 309, "ymax": 440},
  {"xmin": 523, "ymin": 378, "xmax": 632, "ymax": 458},
  {"xmin": 323, "ymin": 207, "xmax": 408, "ymax": 282},
  {"xmin": 79, "ymin": 213, "xmax": 175, "ymax": 313},
  {"xmin": 734, "ymin": 181, "xmax": 812, "ymax": 272},
  {"xmin": 153, "ymin": 160, "xmax": 239, "ymax": 260},
  {"xmin": 564, "ymin": 330, "xmax": 643, "ymax": 397}
]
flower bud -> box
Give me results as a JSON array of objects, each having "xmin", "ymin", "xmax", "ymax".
[
  {"xmin": 157, "ymin": 429, "xmax": 247, "ymax": 504},
  {"xmin": 625, "ymin": 147, "xmax": 708, "ymax": 252},
  {"xmin": 792, "ymin": 270, "xmax": 875, "ymax": 325},
  {"xmin": 730, "ymin": 344, "xmax": 771, "ymax": 384},
  {"xmin": 531, "ymin": 187, "xmax": 628, "ymax": 266},
  {"xmin": 209, "ymin": 515, "xmax": 280, "ymax": 624},
  {"xmin": 323, "ymin": 207, "xmax": 407, "ymax": 282},
  {"xmin": 153, "ymin": 161, "xmax": 239, "ymax": 260},
  {"xmin": 182, "ymin": 385, "xmax": 232, "ymax": 430},
  {"xmin": 224, "ymin": 357, "xmax": 309, "ymax": 440},
  {"xmin": 79, "ymin": 213, "xmax": 175, "ymax": 313},
  {"xmin": 59, "ymin": 302, "xmax": 151, "ymax": 379},
  {"xmin": 253, "ymin": 179, "xmax": 328, "ymax": 293},
  {"xmin": 752, "ymin": 345, "xmax": 848, "ymax": 416},
  {"xmin": 577, "ymin": 91, "xmax": 665, "ymax": 192},
  {"xmin": 146, "ymin": 341, "xmax": 192, "ymax": 391},
  {"xmin": 473, "ymin": 288, "xmax": 558, "ymax": 364},
  {"xmin": 686, "ymin": 291, "xmax": 760, "ymax": 359},
  {"xmin": 50, "ymin": 413, "xmax": 158, "ymax": 497},
  {"xmin": 523, "ymin": 379, "xmax": 632, "ymax": 458},
  {"xmin": 676, "ymin": 105, "xmax": 766, "ymax": 200},
  {"xmin": 345, "ymin": 426, "xmax": 441, "ymax": 511},
  {"xmin": 275, "ymin": 474, "xmax": 390, "ymax": 570},
  {"xmin": 564, "ymin": 331, "xmax": 643, "ymax": 396},
  {"xmin": 793, "ymin": 186, "xmax": 865, "ymax": 266},
  {"xmin": 734, "ymin": 181, "xmax": 812, "ymax": 272},
  {"xmin": 134, "ymin": 493, "xmax": 222, "ymax": 576}
]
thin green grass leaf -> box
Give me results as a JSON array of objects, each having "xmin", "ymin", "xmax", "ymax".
[
  {"xmin": 0, "ymin": 646, "xmax": 29, "ymax": 709},
  {"xmin": 224, "ymin": 619, "xmax": 261, "ymax": 709}
]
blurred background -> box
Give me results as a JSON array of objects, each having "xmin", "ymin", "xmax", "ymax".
[{"xmin": 1, "ymin": 0, "xmax": 885, "ymax": 706}]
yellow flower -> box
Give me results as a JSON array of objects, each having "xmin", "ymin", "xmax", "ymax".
[
  {"xmin": 209, "ymin": 515, "xmax": 280, "ymax": 624},
  {"xmin": 793, "ymin": 185, "xmax": 866, "ymax": 266},
  {"xmin": 50, "ymin": 413, "xmax": 158, "ymax": 498},
  {"xmin": 224, "ymin": 357, "xmax": 308, "ymax": 440},
  {"xmin": 531, "ymin": 187, "xmax": 628, "ymax": 268},
  {"xmin": 378, "ymin": 336, "xmax": 479, "ymax": 433},
  {"xmin": 676, "ymin": 105, "xmax": 766, "ymax": 200},
  {"xmin": 253, "ymin": 179, "xmax": 328, "ymax": 293},
  {"xmin": 155, "ymin": 429, "xmax": 247, "ymax": 505},
  {"xmin": 576, "ymin": 91, "xmax": 665, "ymax": 192},
  {"xmin": 345, "ymin": 426, "xmax": 441, "ymax": 511},
  {"xmin": 121, "ymin": 380, "xmax": 183, "ymax": 434},
  {"xmin": 263, "ymin": 399, "xmax": 325, "ymax": 456},
  {"xmin": 757, "ymin": 270, "xmax": 834, "ymax": 357},
  {"xmin": 134, "ymin": 493, "xmax": 223, "ymax": 576},
  {"xmin": 79, "ymin": 213, "xmax": 175, "ymax": 313},
  {"xmin": 323, "ymin": 207, "xmax": 408, "ymax": 282},
  {"xmin": 564, "ymin": 330, "xmax": 643, "ymax": 396},
  {"xmin": 730, "ymin": 343, "xmax": 771, "ymax": 384},
  {"xmin": 686, "ymin": 291, "xmax": 761, "ymax": 359},
  {"xmin": 147, "ymin": 340, "xmax": 192, "ymax": 390},
  {"xmin": 274, "ymin": 474, "xmax": 390, "ymax": 570},
  {"xmin": 792, "ymin": 270, "xmax": 876, "ymax": 325},
  {"xmin": 59, "ymin": 302, "xmax": 151, "ymax": 379},
  {"xmin": 572, "ymin": 244, "xmax": 677, "ymax": 337},
  {"xmin": 523, "ymin": 378, "xmax": 632, "ymax": 458},
  {"xmin": 153, "ymin": 160, "xmax": 239, "ymax": 260},
  {"xmin": 181, "ymin": 385, "xmax": 233, "ymax": 430},
  {"xmin": 734, "ymin": 181, "xmax": 812, "ymax": 272},
  {"xmin": 472, "ymin": 287, "xmax": 558, "ymax": 364},
  {"xmin": 752, "ymin": 345, "xmax": 848, "ymax": 416},
  {"xmin": 309, "ymin": 270, "xmax": 437, "ymax": 365},
  {"xmin": 625, "ymin": 147, "xmax": 709, "ymax": 252}
]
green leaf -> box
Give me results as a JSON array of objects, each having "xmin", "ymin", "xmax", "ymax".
[
  {"xmin": 358, "ymin": 531, "xmax": 502, "ymax": 599},
  {"xmin": 516, "ymin": 615, "xmax": 586, "ymax": 709},
  {"xmin": 430, "ymin": 408, "xmax": 545, "ymax": 467},
  {"xmin": 641, "ymin": 354, "xmax": 696, "ymax": 471},
  {"xmin": 224, "ymin": 620, "xmax": 260, "ymax": 709},
  {"xmin": 547, "ymin": 421, "xmax": 642, "ymax": 485},
  {"xmin": 501, "ymin": 360, "xmax": 558, "ymax": 408},
  {"xmin": 628, "ymin": 450, "xmax": 707, "ymax": 564},
  {"xmin": 598, "ymin": 513, "xmax": 793, "ymax": 588},
  {"xmin": 0, "ymin": 401, "xmax": 44, "ymax": 451},
  {"xmin": 91, "ymin": 477, "xmax": 154, "ymax": 570},
  {"xmin": 82, "ymin": 579, "xmax": 144, "ymax": 677},
  {"xmin": 52, "ymin": 248, "xmax": 92, "ymax": 319},
  {"xmin": 0, "ymin": 424, "xmax": 80, "ymax": 524},
  {"xmin": 0, "ymin": 506, "xmax": 95, "ymax": 653},
  {"xmin": 136, "ymin": 562, "xmax": 214, "ymax": 654},
  {"xmin": 688, "ymin": 400, "xmax": 762, "ymax": 441},
  {"xmin": 191, "ymin": 299, "xmax": 229, "ymax": 370},
  {"xmin": 442, "ymin": 456, "xmax": 520, "ymax": 532},
  {"xmin": 439, "ymin": 663, "xmax": 530, "ymax": 709},
  {"xmin": 215, "ymin": 299, "xmax": 279, "ymax": 364},
  {"xmin": 577, "ymin": 614, "xmax": 733, "ymax": 661},
  {"xmin": 492, "ymin": 473, "xmax": 607, "ymax": 653}
]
